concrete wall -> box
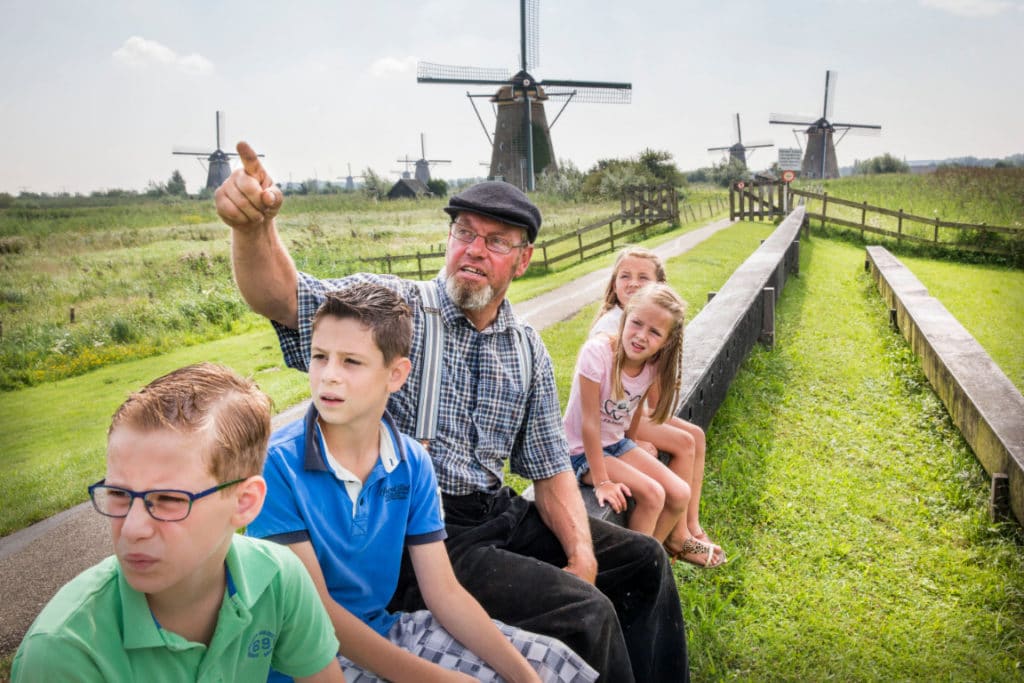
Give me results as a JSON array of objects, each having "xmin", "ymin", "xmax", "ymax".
[{"xmin": 865, "ymin": 246, "xmax": 1024, "ymax": 526}]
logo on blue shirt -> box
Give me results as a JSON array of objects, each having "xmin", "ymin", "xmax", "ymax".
[
  {"xmin": 247, "ymin": 630, "xmax": 276, "ymax": 658},
  {"xmin": 383, "ymin": 484, "xmax": 410, "ymax": 502}
]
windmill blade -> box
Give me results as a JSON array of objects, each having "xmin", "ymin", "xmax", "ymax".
[
  {"xmin": 522, "ymin": 0, "xmax": 539, "ymax": 71},
  {"xmin": 769, "ymin": 113, "xmax": 818, "ymax": 126},
  {"xmin": 707, "ymin": 145, "xmax": 733, "ymax": 152},
  {"xmin": 426, "ymin": 159, "xmax": 452, "ymax": 164},
  {"xmin": 172, "ymin": 146, "xmax": 214, "ymax": 156},
  {"xmin": 823, "ymin": 70, "xmax": 837, "ymax": 119},
  {"xmin": 734, "ymin": 113, "xmax": 742, "ymax": 145},
  {"xmin": 832, "ymin": 122, "xmax": 882, "ymax": 132},
  {"xmin": 215, "ymin": 111, "xmax": 226, "ymax": 151},
  {"xmin": 542, "ymin": 82, "xmax": 632, "ymax": 104},
  {"xmin": 744, "ymin": 141, "xmax": 774, "ymax": 149},
  {"xmin": 417, "ymin": 62, "xmax": 510, "ymax": 85}
]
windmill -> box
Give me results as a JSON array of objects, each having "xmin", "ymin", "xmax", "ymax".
[
  {"xmin": 172, "ymin": 111, "xmax": 254, "ymax": 191},
  {"xmin": 707, "ymin": 114, "xmax": 773, "ymax": 169},
  {"xmin": 417, "ymin": 0, "xmax": 631, "ymax": 191},
  {"xmin": 339, "ymin": 163, "xmax": 364, "ymax": 191},
  {"xmin": 769, "ymin": 70, "xmax": 881, "ymax": 179},
  {"xmin": 405, "ymin": 133, "xmax": 451, "ymax": 185}
]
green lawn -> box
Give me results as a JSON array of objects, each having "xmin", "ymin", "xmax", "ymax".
[
  {"xmin": 675, "ymin": 236, "xmax": 1024, "ymax": 680},
  {"xmin": 0, "ymin": 327, "xmax": 310, "ymax": 536}
]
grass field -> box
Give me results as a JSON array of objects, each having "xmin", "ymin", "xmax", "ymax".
[
  {"xmin": 538, "ymin": 230, "xmax": 1024, "ymax": 679},
  {"xmin": 0, "ymin": 189, "xmax": 729, "ymax": 391}
]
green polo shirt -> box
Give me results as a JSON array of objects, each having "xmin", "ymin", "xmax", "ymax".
[{"xmin": 11, "ymin": 534, "xmax": 338, "ymax": 682}]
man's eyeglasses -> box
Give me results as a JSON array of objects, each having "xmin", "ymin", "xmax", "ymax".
[
  {"xmin": 449, "ymin": 222, "xmax": 528, "ymax": 255},
  {"xmin": 87, "ymin": 478, "xmax": 246, "ymax": 522}
]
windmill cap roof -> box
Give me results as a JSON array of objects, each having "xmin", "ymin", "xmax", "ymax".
[{"xmin": 444, "ymin": 181, "xmax": 541, "ymax": 243}]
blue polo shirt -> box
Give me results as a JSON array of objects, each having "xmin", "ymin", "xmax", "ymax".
[{"xmin": 247, "ymin": 407, "xmax": 446, "ymax": 638}]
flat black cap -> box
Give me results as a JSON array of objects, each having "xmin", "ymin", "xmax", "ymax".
[{"xmin": 443, "ymin": 181, "xmax": 542, "ymax": 243}]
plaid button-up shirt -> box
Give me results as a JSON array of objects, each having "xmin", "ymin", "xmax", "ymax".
[{"xmin": 273, "ymin": 272, "xmax": 572, "ymax": 495}]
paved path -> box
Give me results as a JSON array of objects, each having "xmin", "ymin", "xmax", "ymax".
[{"xmin": 0, "ymin": 216, "xmax": 732, "ymax": 658}]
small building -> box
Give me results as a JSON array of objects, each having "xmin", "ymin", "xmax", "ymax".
[{"xmin": 386, "ymin": 178, "xmax": 432, "ymax": 200}]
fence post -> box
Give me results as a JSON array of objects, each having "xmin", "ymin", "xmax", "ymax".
[
  {"xmin": 542, "ymin": 245, "xmax": 549, "ymax": 269},
  {"xmin": 934, "ymin": 217, "xmax": 940, "ymax": 243},
  {"xmin": 759, "ymin": 287, "xmax": 776, "ymax": 349},
  {"xmin": 609, "ymin": 222, "xmax": 615, "ymax": 251},
  {"xmin": 577, "ymin": 231, "xmax": 584, "ymax": 263},
  {"xmin": 70, "ymin": 307, "xmax": 75, "ymax": 324},
  {"xmin": 416, "ymin": 253, "xmax": 423, "ymax": 280},
  {"xmin": 897, "ymin": 209, "xmax": 904, "ymax": 242},
  {"xmin": 821, "ymin": 192, "xmax": 829, "ymax": 230},
  {"xmin": 861, "ymin": 201, "xmax": 867, "ymax": 239}
]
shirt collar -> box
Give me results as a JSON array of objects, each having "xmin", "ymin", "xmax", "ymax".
[{"xmin": 302, "ymin": 403, "xmax": 407, "ymax": 473}]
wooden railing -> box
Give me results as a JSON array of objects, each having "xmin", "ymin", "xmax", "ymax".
[
  {"xmin": 359, "ymin": 191, "xmax": 727, "ymax": 279},
  {"xmin": 790, "ymin": 187, "xmax": 1023, "ymax": 257}
]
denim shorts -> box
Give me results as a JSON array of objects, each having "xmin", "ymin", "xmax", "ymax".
[{"xmin": 570, "ymin": 438, "xmax": 639, "ymax": 479}]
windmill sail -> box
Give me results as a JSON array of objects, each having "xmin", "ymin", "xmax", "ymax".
[
  {"xmin": 769, "ymin": 70, "xmax": 881, "ymax": 179},
  {"xmin": 417, "ymin": 0, "xmax": 631, "ymax": 191}
]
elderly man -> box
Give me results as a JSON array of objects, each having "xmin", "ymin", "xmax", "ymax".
[{"xmin": 216, "ymin": 143, "xmax": 688, "ymax": 682}]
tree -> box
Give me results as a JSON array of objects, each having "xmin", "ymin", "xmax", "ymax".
[
  {"xmin": 427, "ymin": 178, "xmax": 449, "ymax": 197},
  {"xmin": 708, "ymin": 157, "xmax": 748, "ymax": 187},
  {"xmin": 166, "ymin": 170, "xmax": 187, "ymax": 196},
  {"xmin": 637, "ymin": 149, "xmax": 684, "ymax": 187},
  {"xmin": 536, "ymin": 159, "xmax": 584, "ymax": 199},
  {"xmin": 361, "ymin": 168, "xmax": 387, "ymax": 200}
]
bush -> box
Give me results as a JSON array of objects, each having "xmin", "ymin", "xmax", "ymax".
[{"xmin": 852, "ymin": 153, "xmax": 910, "ymax": 175}]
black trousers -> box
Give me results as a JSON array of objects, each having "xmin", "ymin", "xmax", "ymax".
[{"xmin": 389, "ymin": 487, "xmax": 689, "ymax": 682}]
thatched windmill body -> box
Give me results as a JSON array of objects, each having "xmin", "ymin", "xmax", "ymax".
[
  {"xmin": 769, "ymin": 71, "xmax": 881, "ymax": 179},
  {"xmin": 172, "ymin": 111, "xmax": 248, "ymax": 191},
  {"xmin": 417, "ymin": 0, "xmax": 631, "ymax": 191},
  {"xmin": 707, "ymin": 113, "xmax": 773, "ymax": 168}
]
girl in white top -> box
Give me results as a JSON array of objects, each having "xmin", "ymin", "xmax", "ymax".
[
  {"xmin": 566, "ymin": 282, "xmax": 724, "ymax": 568},
  {"xmin": 589, "ymin": 247, "xmax": 726, "ymax": 567}
]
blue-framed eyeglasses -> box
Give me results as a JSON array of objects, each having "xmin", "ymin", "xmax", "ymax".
[
  {"xmin": 449, "ymin": 221, "xmax": 528, "ymax": 255},
  {"xmin": 87, "ymin": 478, "xmax": 246, "ymax": 522}
]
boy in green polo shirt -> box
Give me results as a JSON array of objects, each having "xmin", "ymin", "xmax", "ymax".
[{"xmin": 11, "ymin": 363, "xmax": 343, "ymax": 682}]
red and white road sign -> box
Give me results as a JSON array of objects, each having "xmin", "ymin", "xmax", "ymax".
[{"xmin": 781, "ymin": 170, "xmax": 796, "ymax": 183}]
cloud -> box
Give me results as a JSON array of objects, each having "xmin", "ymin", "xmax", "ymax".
[
  {"xmin": 919, "ymin": 0, "xmax": 1017, "ymax": 16},
  {"xmin": 112, "ymin": 36, "xmax": 213, "ymax": 75},
  {"xmin": 369, "ymin": 55, "xmax": 417, "ymax": 78}
]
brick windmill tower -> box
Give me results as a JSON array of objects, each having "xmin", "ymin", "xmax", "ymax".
[
  {"xmin": 769, "ymin": 71, "xmax": 881, "ymax": 179},
  {"xmin": 417, "ymin": 0, "xmax": 631, "ymax": 191}
]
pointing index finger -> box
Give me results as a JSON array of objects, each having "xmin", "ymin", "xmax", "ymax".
[{"xmin": 236, "ymin": 141, "xmax": 267, "ymax": 184}]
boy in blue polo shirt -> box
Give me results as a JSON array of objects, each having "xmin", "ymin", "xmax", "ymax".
[
  {"xmin": 11, "ymin": 363, "xmax": 343, "ymax": 682},
  {"xmin": 248, "ymin": 283, "xmax": 596, "ymax": 682}
]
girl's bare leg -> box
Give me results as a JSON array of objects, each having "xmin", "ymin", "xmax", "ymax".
[{"xmin": 581, "ymin": 455, "xmax": 666, "ymax": 536}]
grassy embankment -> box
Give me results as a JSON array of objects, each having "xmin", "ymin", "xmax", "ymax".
[{"xmin": 794, "ymin": 166, "xmax": 1024, "ymax": 259}]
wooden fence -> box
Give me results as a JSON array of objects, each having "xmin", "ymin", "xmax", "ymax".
[
  {"xmin": 790, "ymin": 187, "xmax": 1023, "ymax": 257},
  {"xmin": 359, "ymin": 189, "xmax": 727, "ymax": 279},
  {"xmin": 729, "ymin": 179, "xmax": 790, "ymax": 221}
]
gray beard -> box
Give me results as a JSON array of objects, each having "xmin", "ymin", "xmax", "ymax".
[{"xmin": 445, "ymin": 274, "xmax": 494, "ymax": 311}]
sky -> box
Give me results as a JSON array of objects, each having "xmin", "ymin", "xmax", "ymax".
[{"xmin": 1, "ymin": 0, "xmax": 1022, "ymax": 195}]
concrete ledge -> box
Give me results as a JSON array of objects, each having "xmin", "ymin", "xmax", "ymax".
[
  {"xmin": 523, "ymin": 208, "xmax": 805, "ymax": 524},
  {"xmin": 865, "ymin": 246, "xmax": 1024, "ymax": 526},
  {"xmin": 677, "ymin": 206, "xmax": 804, "ymax": 429}
]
